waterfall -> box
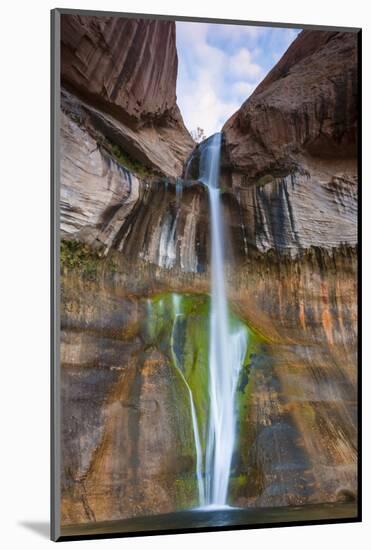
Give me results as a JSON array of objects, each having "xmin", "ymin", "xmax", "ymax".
[{"xmin": 199, "ymin": 133, "xmax": 248, "ymax": 507}]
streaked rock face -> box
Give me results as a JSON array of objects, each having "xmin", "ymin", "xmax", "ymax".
[
  {"xmin": 60, "ymin": 247, "xmax": 357, "ymax": 522},
  {"xmin": 229, "ymin": 248, "xmax": 357, "ymax": 508},
  {"xmin": 237, "ymin": 167, "xmax": 357, "ymax": 255},
  {"xmin": 185, "ymin": 160, "xmax": 357, "ymax": 258},
  {"xmin": 220, "ymin": 30, "xmax": 358, "ymax": 256},
  {"xmin": 60, "ymin": 15, "xmax": 194, "ymax": 178},
  {"xmin": 59, "ymin": 23, "xmax": 358, "ymax": 525},
  {"xmin": 60, "ymin": 113, "xmax": 357, "ymax": 264},
  {"xmin": 61, "ymin": 15, "xmax": 178, "ymax": 122},
  {"xmin": 222, "ymin": 31, "xmax": 358, "ymax": 183},
  {"xmin": 60, "ymin": 103, "xmax": 206, "ymax": 272},
  {"xmin": 60, "ymin": 280, "xmax": 208, "ymax": 524},
  {"xmin": 60, "ymin": 110, "xmax": 139, "ymax": 240}
]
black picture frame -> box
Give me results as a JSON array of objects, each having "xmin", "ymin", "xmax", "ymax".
[{"xmin": 51, "ymin": 8, "xmax": 362, "ymax": 542}]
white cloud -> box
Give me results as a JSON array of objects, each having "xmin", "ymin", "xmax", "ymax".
[
  {"xmin": 210, "ymin": 23, "xmax": 265, "ymax": 42},
  {"xmin": 232, "ymin": 81, "xmax": 256, "ymax": 98},
  {"xmin": 179, "ymin": 85, "xmax": 240, "ymax": 139},
  {"xmin": 176, "ymin": 22, "xmax": 263, "ymax": 136},
  {"xmin": 229, "ymin": 48, "xmax": 263, "ymax": 80},
  {"xmin": 175, "ymin": 22, "xmax": 299, "ymax": 137}
]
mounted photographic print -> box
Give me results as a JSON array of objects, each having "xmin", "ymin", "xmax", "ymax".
[{"xmin": 51, "ymin": 8, "xmax": 361, "ymax": 541}]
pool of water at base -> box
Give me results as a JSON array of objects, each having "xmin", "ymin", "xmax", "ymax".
[{"xmin": 61, "ymin": 501, "xmax": 358, "ymax": 538}]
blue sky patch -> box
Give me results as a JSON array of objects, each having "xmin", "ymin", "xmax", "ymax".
[{"xmin": 176, "ymin": 22, "xmax": 301, "ymax": 136}]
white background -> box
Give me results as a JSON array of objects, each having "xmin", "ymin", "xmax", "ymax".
[{"xmin": 0, "ymin": 0, "xmax": 368, "ymax": 548}]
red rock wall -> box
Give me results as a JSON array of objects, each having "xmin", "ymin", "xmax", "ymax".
[
  {"xmin": 61, "ymin": 15, "xmax": 178, "ymax": 123},
  {"xmin": 223, "ymin": 31, "xmax": 358, "ymax": 182}
]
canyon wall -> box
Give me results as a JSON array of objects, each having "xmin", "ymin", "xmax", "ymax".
[
  {"xmin": 60, "ymin": 14, "xmax": 194, "ymax": 182},
  {"xmin": 222, "ymin": 29, "xmax": 358, "ymax": 509},
  {"xmin": 59, "ymin": 20, "xmax": 358, "ymax": 526},
  {"xmin": 222, "ymin": 31, "xmax": 357, "ymax": 183}
]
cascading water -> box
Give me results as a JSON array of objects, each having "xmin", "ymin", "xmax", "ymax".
[
  {"xmin": 147, "ymin": 134, "xmax": 248, "ymax": 509},
  {"xmin": 199, "ymin": 133, "xmax": 248, "ymax": 507}
]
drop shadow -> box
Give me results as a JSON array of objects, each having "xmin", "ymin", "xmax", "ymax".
[{"xmin": 18, "ymin": 521, "xmax": 49, "ymax": 539}]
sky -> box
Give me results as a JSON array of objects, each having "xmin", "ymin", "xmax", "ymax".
[{"xmin": 176, "ymin": 22, "xmax": 301, "ymax": 137}]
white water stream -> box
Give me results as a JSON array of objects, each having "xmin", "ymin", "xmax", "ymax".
[{"xmin": 199, "ymin": 133, "xmax": 248, "ymax": 506}]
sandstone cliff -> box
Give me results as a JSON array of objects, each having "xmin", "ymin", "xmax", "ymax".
[
  {"xmin": 219, "ymin": 30, "xmax": 358, "ymax": 257},
  {"xmin": 223, "ymin": 31, "xmax": 357, "ymax": 182},
  {"xmin": 60, "ymin": 14, "xmax": 194, "ymax": 184}
]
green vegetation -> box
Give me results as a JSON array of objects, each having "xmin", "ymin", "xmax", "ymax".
[
  {"xmin": 65, "ymin": 107, "xmax": 155, "ymax": 179},
  {"xmin": 256, "ymin": 174, "xmax": 274, "ymax": 187},
  {"xmin": 60, "ymin": 239, "xmax": 117, "ymax": 280},
  {"xmin": 174, "ymin": 478, "xmax": 199, "ymax": 510},
  {"xmin": 68, "ymin": 112, "xmax": 82, "ymax": 126},
  {"xmin": 237, "ymin": 329, "xmax": 262, "ymax": 399},
  {"xmin": 144, "ymin": 293, "xmax": 211, "ymax": 449},
  {"xmin": 109, "ymin": 142, "xmax": 154, "ymax": 179},
  {"xmin": 228, "ymin": 473, "xmax": 248, "ymax": 500},
  {"xmin": 143, "ymin": 292, "xmax": 263, "ymax": 509}
]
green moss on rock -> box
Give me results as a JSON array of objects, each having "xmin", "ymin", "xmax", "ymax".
[
  {"xmin": 143, "ymin": 291, "xmax": 261, "ymax": 507},
  {"xmin": 109, "ymin": 142, "xmax": 154, "ymax": 179},
  {"xmin": 60, "ymin": 239, "xmax": 117, "ymax": 280},
  {"xmin": 60, "ymin": 240, "xmax": 100, "ymax": 279},
  {"xmin": 256, "ymin": 174, "xmax": 274, "ymax": 187},
  {"xmin": 174, "ymin": 478, "xmax": 199, "ymax": 510}
]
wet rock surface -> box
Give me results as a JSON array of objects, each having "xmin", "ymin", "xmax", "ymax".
[{"xmin": 60, "ymin": 246, "xmax": 357, "ymax": 522}]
